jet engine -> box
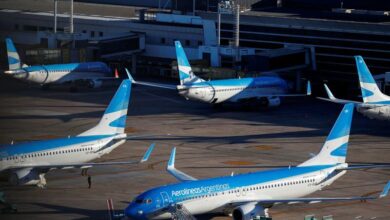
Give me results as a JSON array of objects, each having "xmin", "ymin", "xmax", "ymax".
[
  {"xmin": 232, "ymin": 202, "xmax": 266, "ymax": 220},
  {"xmin": 9, "ymin": 168, "xmax": 41, "ymax": 186},
  {"xmin": 259, "ymin": 97, "xmax": 281, "ymax": 107},
  {"xmin": 87, "ymin": 79, "xmax": 103, "ymax": 88},
  {"xmin": 267, "ymin": 97, "xmax": 281, "ymax": 107}
]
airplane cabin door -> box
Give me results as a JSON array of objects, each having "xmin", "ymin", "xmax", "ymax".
[{"xmin": 160, "ymin": 191, "xmax": 172, "ymax": 206}]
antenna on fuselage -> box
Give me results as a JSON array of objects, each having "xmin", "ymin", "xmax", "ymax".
[
  {"xmin": 11, "ymin": 140, "xmax": 14, "ymax": 145},
  {"xmin": 231, "ymin": 172, "xmax": 234, "ymax": 176}
]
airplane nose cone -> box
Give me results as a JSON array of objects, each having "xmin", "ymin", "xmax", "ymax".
[{"xmin": 125, "ymin": 205, "xmax": 145, "ymax": 220}]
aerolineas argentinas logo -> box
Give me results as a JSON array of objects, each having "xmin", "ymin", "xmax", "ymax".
[{"xmin": 171, "ymin": 184, "xmax": 230, "ymax": 197}]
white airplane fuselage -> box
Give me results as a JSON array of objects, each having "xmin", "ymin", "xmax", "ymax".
[
  {"xmin": 356, "ymin": 105, "xmax": 390, "ymax": 120},
  {"xmin": 126, "ymin": 164, "xmax": 347, "ymax": 219},
  {"xmin": 5, "ymin": 62, "xmax": 111, "ymax": 86},
  {"xmin": 176, "ymin": 76, "xmax": 287, "ymax": 106},
  {"xmin": 0, "ymin": 134, "xmax": 126, "ymax": 185}
]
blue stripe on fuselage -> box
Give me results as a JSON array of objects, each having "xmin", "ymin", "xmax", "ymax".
[
  {"xmin": 23, "ymin": 62, "xmax": 111, "ymax": 74},
  {"xmin": 139, "ymin": 165, "xmax": 334, "ymax": 202},
  {"xmin": 0, "ymin": 134, "xmax": 114, "ymax": 158},
  {"xmin": 186, "ymin": 76, "xmax": 287, "ymax": 90}
]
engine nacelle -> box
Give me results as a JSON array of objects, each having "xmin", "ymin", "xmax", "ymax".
[
  {"xmin": 267, "ymin": 97, "xmax": 281, "ymax": 107},
  {"xmin": 87, "ymin": 79, "xmax": 103, "ymax": 88},
  {"xmin": 232, "ymin": 202, "xmax": 265, "ymax": 220},
  {"xmin": 9, "ymin": 168, "xmax": 41, "ymax": 186}
]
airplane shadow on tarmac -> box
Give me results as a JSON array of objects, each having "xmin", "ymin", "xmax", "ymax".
[
  {"xmin": 1, "ymin": 77, "xmax": 390, "ymax": 139},
  {"xmin": 6, "ymin": 203, "xmax": 114, "ymax": 220}
]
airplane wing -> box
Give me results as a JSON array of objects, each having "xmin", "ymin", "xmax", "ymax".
[
  {"xmin": 56, "ymin": 75, "xmax": 118, "ymax": 84},
  {"xmin": 10, "ymin": 143, "xmax": 155, "ymax": 170},
  {"xmin": 228, "ymin": 181, "xmax": 390, "ymax": 207},
  {"xmin": 166, "ymin": 147, "xmax": 197, "ymax": 182},
  {"xmin": 260, "ymin": 81, "xmax": 311, "ymax": 97},
  {"xmin": 317, "ymin": 84, "xmax": 361, "ymax": 104},
  {"xmin": 281, "ymin": 81, "xmax": 311, "ymax": 97},
  {"xmin": 338, "ymin": 163, "xmax": 390, "ymax": 170},
  {"xmin": 125, "ymin": 133, "xmax": 171, "ymax": 140},
  {"xmin": 126, "ymin": 68, "xmax": 177, "ymax": 90}
]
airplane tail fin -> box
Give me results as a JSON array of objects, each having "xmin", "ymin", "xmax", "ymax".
[
  {"xmin": 78, "ymin": 80, "xmax": 131, "ymax": 136},
  {"xmin": 300, "ymin": 103, "xmax": 354, "ymax": 166},
  {"xmin": 355, "ymin": 56, "xmax": 390, "ymax": 103},
  {"xmin": 175, "ymin": 41, "xmax": 204, "ymax": 85},
  {"xmin": 5, "ymin": 38, "xmax": 22, "ymax": 70}
]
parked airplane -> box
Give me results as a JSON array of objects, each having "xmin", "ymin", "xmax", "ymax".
[
  {"xmin": 125, "ymin": 103, "xmax": 390, "ymax": 220},
  {"xmin": 0, "ymin": 79, "xmax": 155, "ymax": 188},
  {"xmin": 4, "ymin": 38, "xmax": 116, "ymax": 90},
  {"xmin": 320, "ymin": 56, "xmax": 390, "ymax": 120},
  {"xmin": 127, "ymin": 41, "xmax": 310, "ymax": 108}
]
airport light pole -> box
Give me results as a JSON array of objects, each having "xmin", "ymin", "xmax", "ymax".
[
  {"xmin": 53, "ymin": 0, "xmax": 57, "ymax": 33},
  {"xmin": 193, "ymin": 0, "xmax": 196, "ymax": 16},
  {"xmin": 234, "ymin": 4, "xmax": 239, "ymax": 48},
  {"xmin": 218, "ymin": 1, "xmax": 235, "ymax": 46},
  {"xmin": 70, "ymin": 0, "xmax": 75, "ymax": 49},
  {"xmin": 217, "ymin": 4, "xmax": 221, "ymax": 46},
  {"xmin": 70, "ymin": 0, "xmax": 74, "ymax": 34}
]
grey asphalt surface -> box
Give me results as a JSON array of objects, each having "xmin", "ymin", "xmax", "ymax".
[{"xmin": 0, "ymin": 76, "xmax": 389, "ymax": 219}]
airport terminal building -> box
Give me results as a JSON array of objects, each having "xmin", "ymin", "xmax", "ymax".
[{"xmin": 1, "ymin": 0, "xmax": 390, "ymax": 96}]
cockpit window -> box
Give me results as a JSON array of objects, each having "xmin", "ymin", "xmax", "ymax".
[{"xmin": 133, "ymin": 198, "xmax": 152, "ymax": 204}]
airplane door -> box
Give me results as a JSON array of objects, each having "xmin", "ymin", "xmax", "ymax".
[
  {"xmin": 160, "ymin": 191, "xmax": 172, "ymax": 206},
  {"xmin": 97, "ymin": 140, "xmax": 105, "ymax": 155},
  {"xmin": 235, "ymin": 188, "xmax": 241, "ymax": 197},
  {"xmin": 18, "ymin": 155, "xmax": 24, "ymax": 163},
  {"xmin": 319, "ymin": 170, "xmax": 326, "ymax": 188}
]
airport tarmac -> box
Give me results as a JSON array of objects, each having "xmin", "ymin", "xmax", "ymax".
[{"xmin": 0, "ymin": 77, "xmax": 389, "ymax": 220}]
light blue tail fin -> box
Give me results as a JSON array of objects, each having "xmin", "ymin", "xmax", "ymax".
[
  {"xmin": 5, "ymin": 38, "xmax": 22, "ymax": 70},
  {"xmin": 300, "ymin": 103, "xmax": 354, "ymax": 166},
  {"xmin": 78, "ymin": 80, "xmax": 131, "ymax": 136},
  {"xmin": 174, "ymin": 41, "xmax": 204, "ymax": 85},
  {"xmin": 355, "ymin": 56, "xmax": 390, "ymax": 103}
]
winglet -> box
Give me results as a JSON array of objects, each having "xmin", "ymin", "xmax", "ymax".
[
  {"xmin": 125, "ymin": 68, "xmax": 136, "ymax": 83},
  {"xmin": 306, "ymin": 81, "xmax": 311, "ymax": 96},
  {"xmin": 324, "ymin": 84, "xmax": 336, "ymax": 100},
  {"xmin": 165, "ymin": 147, "xmax": 197, "ymax": 182},
  {"xmin": 379, "ymin": 181, "xmax": 390, "ymax": 198},
  {"xmin": 140, "ymin": 143, "xmax": 155, "ymax": 163},
  {"xmin": 167, "ymin": 147, "xmax": 176, "ymax": 170}
]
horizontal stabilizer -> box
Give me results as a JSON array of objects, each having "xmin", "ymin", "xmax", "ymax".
[{"xmin": 338, "ymin": 163, "xmax": 390, "ymax": 170}]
